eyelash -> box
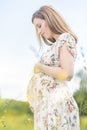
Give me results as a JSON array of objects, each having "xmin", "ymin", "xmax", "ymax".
[{"xmin": 38, "ymin": 25, "xmax": 41, "ymax": 28}]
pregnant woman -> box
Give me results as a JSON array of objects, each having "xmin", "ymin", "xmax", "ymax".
[{"xmin": 27, "ymin": 5, "xmax": 80, "ymax": 130}]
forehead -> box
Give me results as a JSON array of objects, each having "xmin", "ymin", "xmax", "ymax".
[{"xmin": 33, "ymin": 18, "xmax": 45, "ymax": 26}]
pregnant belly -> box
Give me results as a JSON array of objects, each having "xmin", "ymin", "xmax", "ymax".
[
  {"xmin": 30, "ymin": 72, "xmax": 67, "ymax": 91},
  {"xmin": 27, "ymin": 72, "xmax": 69, "ymax": 110}
]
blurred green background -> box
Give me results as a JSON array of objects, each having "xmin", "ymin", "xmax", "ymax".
[
  {"xmin": 0, "ymin": 99, "xmax": 34, "ymax": 130},
  {"xmin": 73, "ymin": 69, "xmax": 87, "ymax": 130}
]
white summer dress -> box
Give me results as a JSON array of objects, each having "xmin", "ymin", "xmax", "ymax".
[{"xmin": 27, "ymin": 33, "xmax": 80, "ymax": 130}]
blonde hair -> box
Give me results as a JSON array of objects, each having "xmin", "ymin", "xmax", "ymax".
[{"xmin": 32, "ymin": 5, "xmax": 78, "ymax": 46}]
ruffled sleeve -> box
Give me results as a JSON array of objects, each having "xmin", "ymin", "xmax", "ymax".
[{"xmin": 56, "ymin": 33, "xmax": 77, "ymax": 59}]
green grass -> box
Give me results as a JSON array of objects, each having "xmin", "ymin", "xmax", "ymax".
[
  {"xmin": 0, "ymin": 98, "xmax": 34, "ymax": 130},
  {"xmin": 0, "ymin": 98, "xmax": 87, "ymax": 130},
  {"xmin": 80, "ymin": 116, "xmax": 87, "ymax": 130}
]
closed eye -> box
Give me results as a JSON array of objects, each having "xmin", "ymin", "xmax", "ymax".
[{"xmin": 37, "ymin": 24, "xmax": 41, "ymax": 28}]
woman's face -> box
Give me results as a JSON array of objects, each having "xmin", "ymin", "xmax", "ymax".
[{"xmin": 33, "ymin": 18, "xmax": 53, "ymax": 39}]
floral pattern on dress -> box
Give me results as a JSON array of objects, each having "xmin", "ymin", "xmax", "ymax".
[{"xmin": 27, "ymin": 33, "xmax": 80, "ymax": 130}]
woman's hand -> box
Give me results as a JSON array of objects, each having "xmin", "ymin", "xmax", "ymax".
[{"xmin": 34, "ymin": 62, "xmax": 42, "ymax": 74}]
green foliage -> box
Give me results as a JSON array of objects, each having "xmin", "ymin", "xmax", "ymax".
[
  {"xmin": 74, "ymin": 70, "xmax": 87, "ymax": 116},
  {"xmin": 0, "ymin": 98, "xmax": 33, "ymax": 115},
  {"xmin": 0, "ymin": 98, "xmax": 34, "ymax": 130}
]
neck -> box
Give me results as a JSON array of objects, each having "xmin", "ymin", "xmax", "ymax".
[{"xmin": 53, "ymin": 34, "xmax": 60, "ymax": 41}]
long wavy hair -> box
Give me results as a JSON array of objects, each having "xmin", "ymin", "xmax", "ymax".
[{"xmin": 32, "ymin": 5, "xmax": 78, "ymax": 46}]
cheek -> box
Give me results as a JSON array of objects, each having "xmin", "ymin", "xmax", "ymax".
[
  {"xmin": 46, "ymin": 29, "xmax": 52, "ymax": 37},
  {"xmin": 43, "ymin": 26, "xmax": 52, "ymax": 38}
]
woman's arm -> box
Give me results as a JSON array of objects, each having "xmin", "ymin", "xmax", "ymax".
[{"xmin": 34, "ymin": 43, "xmax": 74, "ymax": 81}]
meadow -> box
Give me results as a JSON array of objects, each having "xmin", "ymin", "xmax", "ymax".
[
  {"xmin": 0, "ymin": 99, "xmax": 34, "ymax": 130},
  {"xmin": 0, "ymin": 98, "xmax": 87, "ymax": 130}
]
